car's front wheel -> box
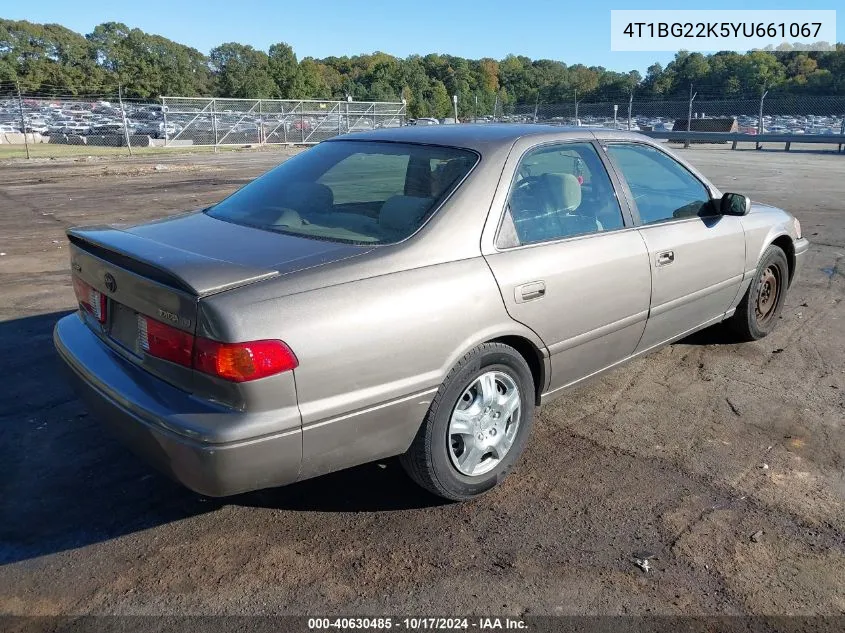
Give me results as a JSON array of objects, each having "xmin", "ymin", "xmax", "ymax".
[
  {"xmin": 727, "ymin": 244, "xmax": 789, "ymax": 341},
  {"xmin": 400, "ymin": 343, "xmax": 535, "ymax": 501}
]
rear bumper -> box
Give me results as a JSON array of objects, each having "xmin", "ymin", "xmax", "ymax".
[
  {"xmin": 793, "ymin": 237, "xmax": 810, "ymax": 284},
  {"xmin": 54, "ymin": 314, "xmax": 301, "ymax": 496}
]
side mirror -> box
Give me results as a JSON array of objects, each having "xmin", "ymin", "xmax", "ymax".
[{"xmin": 719, "ymin": 193, "xmax": 751, "ymax": 216}]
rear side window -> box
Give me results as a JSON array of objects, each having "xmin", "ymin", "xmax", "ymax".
[
  {"xmin": 500, "ymin": 142, "xmax": 625, "ymax": 247},
  {"xmin": 605, "ymin": 143, "xmax": 712, "ymax": 224},
  {"xmin": 207, "ymin": 141, "xmax": 477, "ymax": 244}
]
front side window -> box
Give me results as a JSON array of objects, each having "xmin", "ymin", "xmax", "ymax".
[
  {"xmin": 208, "ymin": 141, "xmax": 477, "ymax": 244},
  {"xmin": 605, "ymin": 143, "xmax": 712, "ymax": 225},
  {"xmin": 500, "ymin": 142, "xmax": 625, "ymax": 246}
]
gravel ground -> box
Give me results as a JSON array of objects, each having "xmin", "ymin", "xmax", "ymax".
[{"xmin": 0, "ymin": 144, "xmax": 843, "ymax": 618}]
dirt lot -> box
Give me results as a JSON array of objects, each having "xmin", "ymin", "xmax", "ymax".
[{"xmin": 0, "ymin": 144, "xmax": 843, "ymax": 619}]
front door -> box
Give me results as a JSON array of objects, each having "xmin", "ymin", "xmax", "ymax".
[{"xmin": 603, "ymin": 142, "xmax": 746, "ymax": 351}]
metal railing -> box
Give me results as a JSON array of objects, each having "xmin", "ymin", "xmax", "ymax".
[
  {"xmin": 161, "ymin": 97, "xmax": 406, "ymax": 147},
  {"xmin": 492, "ymin": 93, "xmax": 845, "ymax": 152},
  {"xmin": 641, "ymin": 130, "xmax": 845, "ymax": 152}
]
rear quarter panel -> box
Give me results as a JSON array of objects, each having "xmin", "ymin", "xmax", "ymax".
[{"xmin": 199, "ymin": 256, "xmax": 545, "ymax": 479}]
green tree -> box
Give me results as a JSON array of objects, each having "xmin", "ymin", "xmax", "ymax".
[
  {"xmin": 209, "ymin": 42, "xmax": 276, "ymax": 98},
  {"xmin": 429, "ymin": 80, "xmax": 452, "ymax": 117},
  {"xmin": 268, "ymin": 42, "xmax": 298, "ymax": 98},
  {"xmin": 4, "ymin": 18, "xmax": 845, "ymax": 104}
]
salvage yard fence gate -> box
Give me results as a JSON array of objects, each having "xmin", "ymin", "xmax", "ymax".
[{"xmin": 160, "ymin": 97, "xmax": 407, "ymax": 148}]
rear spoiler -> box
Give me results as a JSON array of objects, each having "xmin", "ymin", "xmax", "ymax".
[{"xmin": 68, "ymin": 226, "xmax": 279, "ymax": 297}]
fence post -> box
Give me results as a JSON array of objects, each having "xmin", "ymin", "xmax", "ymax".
[
  {"xmin": 212, "ymin": 98, "xmax": 218, "ymax": 152},
  {"xmin": 118, "ymin": 84, "xmax": 132, "ymax": 156},
  {"xmin": 300, "ymin": 105, "xmax": 305, "ymax": 143},
  {"xmin": 838, "ymin": 115, "xmax": 844, "ymax": 153},
  {"xmin": 533, "ymin": 94, "xmax": 539, "ymax": 123},
  {"xmin": 627, "ymin": 90, "xmax": 633, "ymax": 131},
  {"xmin": 573, "ymin": 89, "xmax": 578, "ymax": 126},
  {"xmin": 258, "ymin": 99, "xmax": 264, "ymax": 144},
  {"xmin": 684, "ymin": 85, "xmax": 696, "ymax": 149},
  {"xmin": 15, "ymin": 82, "xmax": 30, "ymax": 159},
  {"xmin": 756, "ymin": 90, "xmax": 768, "ymax": 150},
  {"xmin": 161, "ymin": 96, "xmax": 168, "ymax": 146},
  {"xmin": 493, "ymin": 94, "xmax": 499, "ymax": 122}
]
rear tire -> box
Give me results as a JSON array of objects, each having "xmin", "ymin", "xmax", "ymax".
[
  {"xmin": 727, "ymin": 244, "xmax": 789, "ymax": 341},
  {"xmin": 400, "ymin": 343, "xmax": 535, "ymax": 501}
]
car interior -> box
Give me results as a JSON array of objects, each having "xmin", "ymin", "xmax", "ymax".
[
  {"xmin": 254, "ymin": 154, "xmax": 476, "ymax": 243},
  {"xmin": 506, "ymin": 144, "xmax": 625, "ymax": 245}
]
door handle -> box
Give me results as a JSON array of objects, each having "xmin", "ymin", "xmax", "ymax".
[
  {"xmin": 515, "ymin": 281, "xmax": 546, "ymax": 303},
  {"xmin": 656, "ymin": 250, "xmax": 675, "ymax": 267}
]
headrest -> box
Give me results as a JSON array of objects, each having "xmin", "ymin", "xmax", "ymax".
[
  {"xmin": 543, "ymin": 173, "xmax": 581, "ymax": 212},
  {"xmin": 281, "ymin": 182, "xmax": 334, "ymax": 215},
  {"xmin": 378, "ymin": 195, "xmax": 433, "ymax": 232},
  {"xmin": 431, "ymin": 158, "xmax": 471, "ymax": 197}
]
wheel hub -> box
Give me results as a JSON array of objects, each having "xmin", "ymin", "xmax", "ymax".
[
  {"xmin": 755, "ymin": 266, "xmax": 780, "ymax": 324},
  {"xmin": 448, "ymin": 370, "xmax": 521, "ymax": 477}
]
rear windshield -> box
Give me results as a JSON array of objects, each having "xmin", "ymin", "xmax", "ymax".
[{"xmin": 207, "ymin": 141, "xmax": 477, "ymax": 245}]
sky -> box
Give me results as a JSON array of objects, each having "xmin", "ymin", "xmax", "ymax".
[{"xmin": 1, "ymin": 0, "xmax": 841, "ymax": 74}]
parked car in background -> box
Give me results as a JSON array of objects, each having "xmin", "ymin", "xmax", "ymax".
[{"xmin": 55, "ymin": 125, "xmax": 808, "ymax": 501}]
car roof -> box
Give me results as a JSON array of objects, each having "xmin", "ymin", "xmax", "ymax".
[{"xmin": 333, "ymin": 123, "xmax": 646, "ymax": 152}]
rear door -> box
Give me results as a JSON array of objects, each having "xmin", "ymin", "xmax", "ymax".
[
  {"xmin": 483, "ymin": 140, "xmax": 652, "ymax": 396},
  {"xmin": 602, "ymin": 141, "xmax": 746, "ymax": 351}
]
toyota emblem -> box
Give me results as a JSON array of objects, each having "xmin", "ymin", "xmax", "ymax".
[{"xmin": 104, "ymin": 272, "xmax": 117, "ymax": 293}]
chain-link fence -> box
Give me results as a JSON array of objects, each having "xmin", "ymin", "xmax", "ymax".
[
  {"xmin": 492, "ymin": 93, "xmax": 845, "ymax": 140},
  {"xmin": 0, "ymin": 84, "xmax": 406, "ymax": 158},
  {"xmin": 2, "ymin": 81, "xmax": 843, "ymax": 158},
  {"xmin": 0, "ymin": 83, "xmax": 167, "ymax": 158},
  {"xmin": 160, "ymin": 97, "xmax": 406, "ymax": 147}
]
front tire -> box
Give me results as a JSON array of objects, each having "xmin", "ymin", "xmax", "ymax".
[
  {"xmin": 400, "ymin": 343, "xmax": 535, "ymax": 501},
  {"xmin": 728, "ymin": 244, "xmax": 789, "ymax": 341}
]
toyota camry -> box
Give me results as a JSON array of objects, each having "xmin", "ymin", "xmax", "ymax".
[{"xmin": 54, "ymin": 125, "xmax": 809, "ymax": 500}]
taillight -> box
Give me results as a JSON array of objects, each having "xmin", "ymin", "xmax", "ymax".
[
  {"xmin": 137, "ymin": 314, "xmax": 297, "ymax": 382},
  {"xmin": 138, "ymin": 314, "xmax": 193, "ymax": 367},
  {"xmin": 194, "ymin": 338, "xmax": 298, "ymax": 382},
  {"xmin": 72, "ymin": 276, "xmax": 106, "ymax": 323}
]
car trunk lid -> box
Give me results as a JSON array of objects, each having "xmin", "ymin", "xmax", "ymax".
[{"xmin": 67, "ymin": 211, "xmax": 373, "ymax": 395}]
